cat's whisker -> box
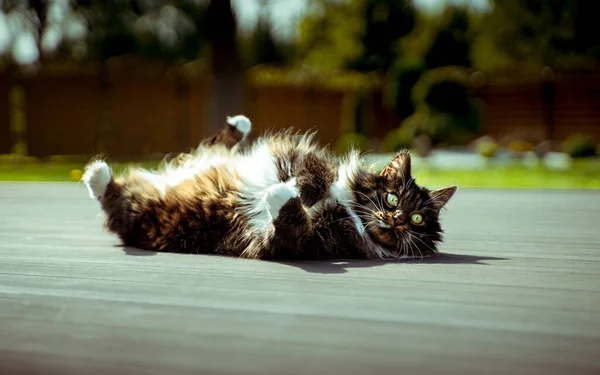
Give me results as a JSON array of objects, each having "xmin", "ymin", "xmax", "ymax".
[
  {"xmin": 409, "ymin": 233, "xmax": 436, "ymax": 257},
  {"xmin": 395, "ymin": 242, "xmax": 403, "ymax": 260},
  {"xmin": 355, "ymin": 190, "xmax": 384, "ymax": 213},
  {"xmin": 349, "ymin": 204, "xmax": 384, "ymax": 221},
  {"xmin": 348, "ymin": 204, "xmax": 378, "ymax": 215},
  {"xmin": 406, "ymin": 234, "xmax": 416, "ymax": 260},
  {"xmin": 354, "ymin": 190, "xmax": 377, "ymax": 207},
  {"xmin": 367, "ymin": 188, "xmax": 385, "ymax": 213},
  {"xmin": 375, "ymin": 192, "xmax": 385, "ymax": 212},
  {"xmin": 364, "ymin": 221, "xmax": 383, "ymax": 232},
  {"xmin": 402, "ymin": 241, "xmax": 410, "ymax": 260},
  {"xmin": 406, "ymin": 234, "xmax": 423, "ymax": 262},
  {"xmin": 329, "ymin": 213, "xmax": 373, "ymax": 225},
  {"xmin": 398, "ymin": 241, "xmax": 407, "ymax": 260},
  {"xmin": 348, "ymin": 210, "xmax": 378, "ymax": 221}
]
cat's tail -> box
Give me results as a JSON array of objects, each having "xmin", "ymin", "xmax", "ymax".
[{"xmin": 82, "ymin": 159, "xmax": 113, "ymax": 201}]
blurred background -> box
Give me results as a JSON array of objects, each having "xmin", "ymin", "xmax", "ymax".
[{"xmin": 0, "ymin": 0, "xmax": 599, "ymax": 187}]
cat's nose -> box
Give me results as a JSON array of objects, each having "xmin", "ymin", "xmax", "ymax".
[
  {"xmin": 393, "ymin": 211, "xmax": 404, "ymax": 224},
  {"xmin": 384, "ymin": 213, "xmax": 395, "ymax": 226}
]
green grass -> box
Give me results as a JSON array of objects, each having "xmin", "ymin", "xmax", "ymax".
[
  {"xmin": 1, "ymin": 159, "xmax": 599, "ymax": 189},
  {"xmin": 413, "ymin": 166, "xmax": 600, "ymax": 189},
  {"xmin": 0, "ymin": 162, "xmax": 158, "ymax": 183}
]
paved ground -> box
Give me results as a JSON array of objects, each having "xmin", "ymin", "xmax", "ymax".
[{"xmin": 1, "ymin": 183, "xmax": 599, "ymax": 375}]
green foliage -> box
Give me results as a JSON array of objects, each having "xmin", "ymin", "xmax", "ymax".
[
  {"xmin": 388, "ymin": 66, "xmax": 483, "ymax": 148},
  {"xmin": 350, "ymin": 0, "xmax": 416, "ymax": 71},
  {"xmin": 384, "ymin": 59, "xmax": 426, "ymax": 117},
  {"xmin": 561, "ymin": 134, "xmax": 598, "ymax": 158},
  {"xmin": 507, "ymin": 140, "xmax": 535, "ymax": 154},
  {"xmin": 298, "ymin": 1, "xmax": 365, "ymax": 70},
  {"xmin": 479, "ymin": 0, "xmax": 600, "ymax": 67},
  {"xmin": 298, "ymin": 0, "xmax": 415, "ymax": 72},
  {"xmin": 383, "ymin": 6, "xmax": 475, "ymax": 117},
  {"xmin": 476, "ymin": 140, "xmax": 500, "ymax": 158},
  {"xmin": 335, "ymin": 132, "xmax": 371, "ymax": 154},
  {"xmin": 400, "ymin": 106, "xmax": 481, "ymax": 147},
  {"xmin": 424, "ymin": 6, "xmax": 472, "ymax": 69},
  {"xmin": 382, "ymin": 127, "xmax": 413, "ymax": 153},
  {"xmin": 71, "ymin": 0, "xmax": 207, "ymax": 62},
  {"xmin": 242, "ymin": 5, "xmax": 291, "ymax": 67},
  {"xmin": 411, "ymin": 66, "xmax": 478, "ymax": 121}
]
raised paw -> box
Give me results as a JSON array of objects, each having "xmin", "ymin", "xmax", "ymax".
[
  {"xmin": 265, "ymin": 178, "xmax": 298, "ymax": 221},
  {"xmin": 227, "ymin": 115, "xmax": 252, "ymax": 139},
  {"xmin": 82, "ymin": 160, "xmax": 113, "ymax": 200}
]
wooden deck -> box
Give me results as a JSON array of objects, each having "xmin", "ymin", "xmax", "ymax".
[{"xmin": 1, "ymin": 183, "xmax": 599, "ymax": 375}]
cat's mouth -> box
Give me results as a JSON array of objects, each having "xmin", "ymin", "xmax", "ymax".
[{"xmin": 375, "ymin": 213, "xmax": 406, "ymax": 232}]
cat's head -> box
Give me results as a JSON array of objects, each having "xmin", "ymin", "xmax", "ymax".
[{"xmin": 353, "ymin": 151, "xmax": 456, "ymax": 258}]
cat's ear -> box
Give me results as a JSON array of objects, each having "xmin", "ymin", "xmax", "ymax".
[
  {"xmin": 381, "ymin": 151, "xmax": 411, "ymax": 179},
  {"xmin": 428, "ymin": 186, "xmax": 457, "ymax": 211}
]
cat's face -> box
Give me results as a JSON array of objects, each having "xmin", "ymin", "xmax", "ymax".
[{"xmin": 353, "ymin": 151, "xmax": 456, "ymax": 258}]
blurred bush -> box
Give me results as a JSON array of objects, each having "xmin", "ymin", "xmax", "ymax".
[
  {"xmin": 384, "ymin": 59, "xmax": 426, "ymax": 117},
  {"xmin": 507, "ymin": 140, "xmax": 535, "ymax": 154},
  {"xmin": 401, "ymin": 107, "xmax": 482, "ymax": 146},
  {"xmin": 423, "ymin": 6, "xmax": 472, "ymax": 70},
  {"xmin": 533, "ymin": 140, "xmax": 558, "ymax": 158},
  {"xmin": 335, "ymin": 132, "xmax": 371, "ymax": 154},
  {"xmin": 561, "ymin": 134, "xmax": 598, "ymax": 158},
  {"xmin": 387, "ymin": 66, "xmax": 483, "ymax": 149},
  {"xmin": 473, "ymin": 136, "xmax": 500, "ymax": 158},
  {"xmin": 411, "ymin": 66, "xmax": 472, "ymax": 115},
  {"xmin": 382, "ymin": 127, "xmax": 414, "ymax": 152}
]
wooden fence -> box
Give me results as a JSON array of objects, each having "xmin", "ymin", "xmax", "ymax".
[
  {"xmin": 0, "ymin": 73, "xmax": 10, "ymax": 155},
  {"xmin": 1, "ymin": 67, "xmax": 599, "ymax": 158}
]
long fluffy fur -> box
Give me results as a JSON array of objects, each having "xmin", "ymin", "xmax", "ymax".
[{"xmin": 83, "ymin": 118, "xmax": 456, "ymax": 260}]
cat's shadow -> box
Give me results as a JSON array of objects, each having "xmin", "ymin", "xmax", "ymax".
[
  {"xmin": 274, "ymin": 253, "xmax": 509, "ymax": 274},
  {"xmin": 121, "ymin": 246, "xmax": 158, "ymax": 256},
  {"xmin": 118, "ymin": 246, "xmax": 508, "ymax": 274}
]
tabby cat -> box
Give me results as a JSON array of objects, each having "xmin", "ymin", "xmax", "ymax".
[{"xmin": 83, "ymin": 115, "xmax": 456, "ymax": 260}]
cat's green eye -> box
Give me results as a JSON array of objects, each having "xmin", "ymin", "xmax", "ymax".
[
  {"xmin": 386, "ymin": 193, "xmax": 399, "ymax": 208},
  {"xmin": 410, "ymin": 213, "xmax": 423, "ymax": 224}
]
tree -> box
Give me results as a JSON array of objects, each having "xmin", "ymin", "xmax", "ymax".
[
  {"xmin": 298, "ymin": 0, "xmax": 415, "ymax": 72},
  {"xmin": 481, "ymin": 0, "xmax": 600, "ymax": 67},
  {"xmin": 1, "ymin": 0, "xmax": 207, "ymax": 64},
  {"xmin": 204, "ymin": 0, "xmax": 244, "ymax": 135},
  {"xmin": 351, "ymin": 0, "xmax": 416, "ymax": 71},
  {"xmin": 247, "ymin": 1, "xmax": 289, "ymax": 67},
  {"xmin": 424, "ymin": 6, "xmax": 472, "ymax": 69}
]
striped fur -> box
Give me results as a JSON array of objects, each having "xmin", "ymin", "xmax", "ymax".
[{"xmin": 83, "ymin": 116, "xmax": 456, "ymax": 260}]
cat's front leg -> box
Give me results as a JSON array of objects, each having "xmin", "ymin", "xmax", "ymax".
[
  {"xmin": 295, "ymin": 153, "xmax": 335, "ymax": 207},
  {"xmin": 260, "ymin": 179, "xmax": 312, "ymax": 258}
]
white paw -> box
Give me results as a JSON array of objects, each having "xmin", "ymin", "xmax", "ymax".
[
  {"xmin": 264, "ymin": 178, "xmax": 298, "ymax": 220},
  {"xmin": 82, "ymin": 160, "xmax": 112, "ymax": 200},
  {"xmin": 227, "ymin": 115, "xmax": 252, "ymax": 137}
]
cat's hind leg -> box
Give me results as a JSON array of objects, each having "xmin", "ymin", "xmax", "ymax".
[
  {"xmin": 176, "ymin": 115, "xmax": 252, "ymax": 166},
  {"xmin": 82, "ymin": 160, "xmax": 112, "ymax": 201},
  {"xmin": 82, "ymin": 160, "xmax": 163, "ymax": 249}
]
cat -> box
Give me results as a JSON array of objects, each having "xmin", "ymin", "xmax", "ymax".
[{"xmin": 82, "ymin": 115, "xmax": 457, "ymax": 260}]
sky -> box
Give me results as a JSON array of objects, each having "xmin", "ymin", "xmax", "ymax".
[{"xmin": 0, "ymin": 0, "xmax": 491, "ymax": 65}]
